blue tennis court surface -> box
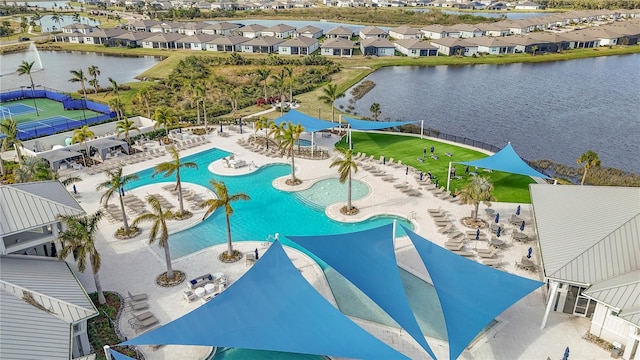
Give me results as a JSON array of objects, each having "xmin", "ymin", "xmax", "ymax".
[{"xmin": 0, "ymin": 103, "xmax": 36, "ymax": 116}]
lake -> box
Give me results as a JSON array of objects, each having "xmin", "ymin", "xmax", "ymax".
[
  {"xmin": 0, "ymin": 50, "xmax": 162, "ymax": 93},
  {"xmin": 335, "ymin": 54, "xmax": 640, "ymax": 173}
]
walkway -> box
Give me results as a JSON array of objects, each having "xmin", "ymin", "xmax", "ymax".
[{"xmin": 64, "ymin": 128, "xmax": 605, "ymax": 360}]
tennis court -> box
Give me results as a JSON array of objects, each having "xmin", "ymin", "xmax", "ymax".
[
  {"xmin": 0, "ymin": 103, "xmax": 36, "ymax": 116},
  {"xmin": 0, "ymin": 93, "xmax": 114, "ymax": 139}
]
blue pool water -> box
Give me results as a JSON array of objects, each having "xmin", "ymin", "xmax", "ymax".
[
  {"xmin": 294, "ymin": 178, "xmax": 369, "ymax": 210},
  {"xmin": 126, "ymin": 148, "xmax": 413, "ymax": 260},
  {"xmin": 295, "ymin": 139, "xmax": 312, "ymax": 146}
]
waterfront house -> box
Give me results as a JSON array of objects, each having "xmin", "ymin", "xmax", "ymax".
[
  {"xmin": 430, "ymin": 37, "xmax": 476, "ymax": 56},
  {"xmin": 389, "ymin": 25, "xmax": 422, "ymax": 39},
  {"xmin": 127, "ymin": 19, "xmax": 162, "ymax": 32},
  {"xmin": 0, "ymin": 255, "xmax": 100, "ymax": 359},
  {"xmin": 467, "ymin": 36, "xmax": 515, "ymax": 54},
  {"xmin": 449, "ymin": 23, "xmax": 484, "ymax": 38},
  {"xmin": 241, "ymin": 36, "xmax": 284, "ymax": 53},
  {"xmin": 477, "ymin": 22, "xmax": 510, "ymax": 37},
  {"xmin": 294, "ymin": 25, "xmax": 324, "ymax": 39},
  {"xmin": 149, "ymin": 21, "xmax": 181, "ymax": 33},
  {"xmin": 179, "ymin": 21, "xmax": 208, "ymax": 35},
  {"xmin": 62, "ymin": 23, "xmax": 97, "ymax": 36},
  {"xmin": 326, "ymin": 26, "xmax": 354, "ymax": 39},
  {"xmin": 203, "ymin": 21, "xmax": 242, "ymax": 36},
  {"xmin": 110, "ymin": 30, "xmax": 155, "ymax": 47},
  {"xmin": 394, "ymin": 38, "xmax": 438, "ymax": 56},
  {"xmin": 320, "ymin": 37, "xmax": 355, "ymax": 57},
  {"xmin": 420, "ymin": 24, "xmax": 450, "ymax": 39},
  {"xmin": 360, "ymin": 37, "xmax": 395, "ymax": 56},
  {"xmin": 236, "ymin": 23, "xmax": 267, "ymax": 38},
  {"xmin": 141, "ymin": 32, "xmax": 184, "ymax": 49},
  {"xmin": 82, "ymin": 27, "xmax": 129, "ymax": 45},
  {"xmin": 278, "ymin": 36, "xmax": 319, "ymax": 55},
  {"xmin": 205, "ymin": 35, "xmax": 248, "ymax": 52},
  {"xmin": 261, "ymin": 24, "xmax": 296, "ymax": 38},
  {"xmin": 176, "ymin": 33, "xmax": 220, "ymax": 50},
  {"xmin": 359, "ymin": 26, "xmax": 389, "ymax": 39},
  {"xmin": 0, "ymin": 181, "xmax": 84, "ymax": 256},
  {"xmin": 532, "ymin": 185, "xmax": 640, "ymax": 360},
  {"xmin": 527, "ymin": 32, "xmax": 571, "ymax": 52}
]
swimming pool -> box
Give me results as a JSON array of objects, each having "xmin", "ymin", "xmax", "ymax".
[
  {"xmin": 125, "ymin": 148, "xmax": 413, "ymax": 259},
  {"xmin": 126, "ymin": 149, "xmax": 446, "ymax": 356},
  {"xmin": 293, "ymin": 178, "xmax": 369, "ymax": 210}
]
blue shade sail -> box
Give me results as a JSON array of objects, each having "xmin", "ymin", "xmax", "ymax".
[
  {"xmin": 403, "ymin": 226, "xmax": 544, "ymax": 360},
  {"xmin": 458, "ymin": 142, "xmax": 550, "ymax": 179},
  {"xmin": 121, "ymin": 240, "xmax": 407, "ymax": 359},
  {"xmin": 273, "ymin": 109, "xmax": 336, "ymax": 132},
  {"xmin": 109, "ymin": 349, "xmax": 137, "ymax": 360},
  {"xmin": 343, "ymin": 116, "xmax": 419, "ymax": 130},
  {"xmin": 287, "ymin": 223, "xmax": 437, "ymax": 360}
]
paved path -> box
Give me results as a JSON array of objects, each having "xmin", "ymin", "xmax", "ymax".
[{"xmin": 63, "ymin": 128, "xmax": 605, "ymax": 360}]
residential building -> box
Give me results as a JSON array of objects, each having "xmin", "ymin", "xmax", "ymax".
[
  {"xmin": 261, "ymin": 24, "xmax": 296, "ymax": 39},
  {"xmin": 360, "ymin": 37, "xmax": 396, "ymax": 56},
  {"xmin": 236, "ymin": 23, "xmax": 266, "ymax": 38},
  {"xmin": 389, "ymin": 25, "xmax": 422, "ymax": 39},
  {"xmin": 0, "ymin": 181, "xmax": 84, "ymax": 256},
  {"xmin": 320, "ymin": 37, "xmax": 355, "ymax": 57},
  {"xmin": 241, "ymin": 36, "xmax": 284, "ymax": 53},
  {"xmin": 532, "ymin": 185, "xmax": 640, "ymax": 360},
  {"xmin": 0, "ymin": 255, "xmax": 100, "ymax": 359},
  {"xmin": 205, "ymin": 35, "xmax": 248, "ymax": 52},
  {"xmin": 394, "ymin": 38, "xmax": 438, "ymax": 56},
  {"xmin": 325, "ymin": 26, "xmax": 354, "ymax": 39},
  {"xmin": 359, "ymin": 26, "xmax": 388, "ymax": 39},
  {"xmin": 294, "ymin": 25, "xmax": 323, "ymax": 39},
  {"xmin": 278, "ymin": 36, "xmax": 319, "ymax": 55}
]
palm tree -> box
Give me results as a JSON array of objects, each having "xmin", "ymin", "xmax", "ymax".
[
  {"xmin": 577, "ymin": 150, "xmax": 601, "ymax": 185},
  {"xmin": 279, "ymin": 122, "xmax": 305, "ymax": 184},
  {"xmin": 254, "ymin": 116, "xmax": 268, "ymax": 144},
  {"xmin": 330, "ymin": 147, "xmax": 359, "ymax": 213},
  {"xmin": 108, "ymin": 77, "xmax": 120, "ymax": 102},
  {"xmin": 152, "ymin": 107, "xmax": 176, "ymax": 136},
  {"xmin": 268, "ymin": 120, "xmax": 285, "ymax": 146},
  {"xmin": 201, "ymin": 179, "xmax": 250, "ymax": 258},
  {"xmin": 284, "ymin": 65, "xmax": 294, "ymax": 105},
  {"xmin": 87, "ymin": 65, "xmax": 100, "ymax": 94},
  {"xmin": 458, "ymin": 176, "xmax": 496, "ymax": 221},
  {"xmin": 255, "ymin": 68, "xmax": 271, "ymax": 102},
  {"xmin": 318, "ymin": 83, "xmax": 345, "ymax": 124},
  {"xmin": 72, "ymin": 12, "xmax": 80, "ymax": 23},
  {"xmin": 96, "ymin": 167, "xmax": 139, "ymax": 233},
  {"xmin": 272, "ymin": 69, "xmax": 287, "ymax": 116},
  {"xmin": 109, "ymin": 98, "xmax": 125, "ymax": 121},
  {"xmin": 153, "ymin": 146, "xmax": 197, "ymax": 215},
  {"xmin": 71, "ymin": 125, "xmax": 94, "ymax": 166},
  {"xmin": 16, "ymin": 60, "xmax": 40, "ymax": 116},
  {"xmin": 0, "ymin": 119, "xmax": 24, "ymax": 164},
  {"xmin": 68, "ymin": 69, "xmax": 88, "ymax": 100},
  {"xmin": 51, "ymin": 14, "xmax": 62, "ymax": 36},
  {"xmin": 135, "ymin": 88, "xmax": 151, "ymax": 118},
  {"xmin": 57, "ymin": 211, "xmax": 107, "ymax": 304},
  {"xmin": 370, "ymin": 102, "xmax": 381, "ymax": 121},
  {"xmin": 132, "ymin": 195, "xmax": 176, "ymax": 279},
  {"xmin": 115, "ymin": 118, "xmax": 140, "ymax": 145}
]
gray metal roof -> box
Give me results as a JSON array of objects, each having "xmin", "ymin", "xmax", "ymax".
[
  {"xmin": 0, "ymin": 287, "xmax": 71, "ymax": 360},
  {"xmin": 0, "ymin": 182, "xmax": 84, "ymax": 237},
  {"xmin": 0, "ymin": 255, "xmax": 98, "ymax": 360},
  {"xmin": 530, "ymin": 185, "xmax": 640, "ymax": 284},
  {"xmin": 583, "ymin": 270, "xmax": 640, "ymax": 327}
]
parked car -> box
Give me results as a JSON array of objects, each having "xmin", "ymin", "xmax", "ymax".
[{"xmin": 19, "ymin": 37, "xmax": 30, "ymax": 41}]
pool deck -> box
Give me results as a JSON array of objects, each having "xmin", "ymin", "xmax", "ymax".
[{"xmin": 66, "ymin": 128, "xmax": 605, "ymax": 360}]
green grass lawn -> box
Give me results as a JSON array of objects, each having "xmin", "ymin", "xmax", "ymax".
[{"xmin": 335, "ymin": 131, "xmax": 535, "ymax": 203}]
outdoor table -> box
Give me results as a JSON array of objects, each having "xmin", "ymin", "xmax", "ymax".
[
  {"xmin": 510, "ymin": 215, "xmax": 523, "ymax": 225},
  {"xmin": 204, "ymin": 283, "xmax": 216, "ymax": 294},
  {"xmin": 485, "ymin": 208, "xmax": 495, "ymax": 216}
]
